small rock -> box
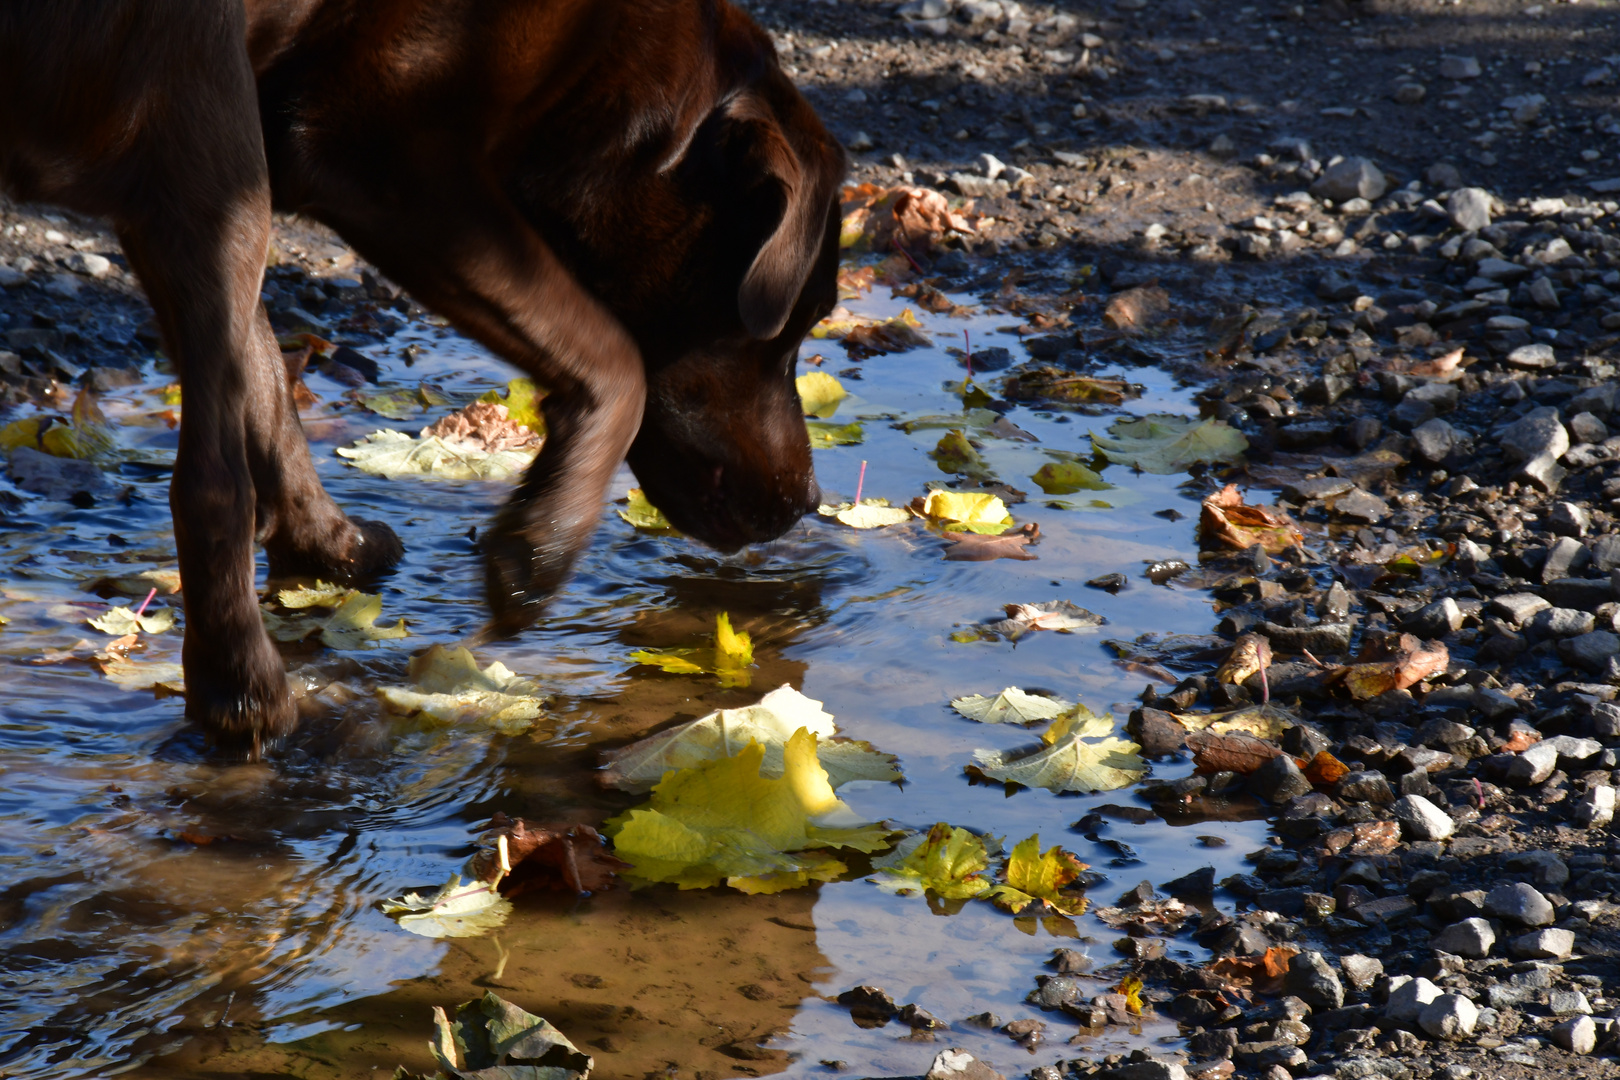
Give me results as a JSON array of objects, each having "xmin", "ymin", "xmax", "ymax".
[
  {"xmin": 926, "ymin": 1048, "xmax": 1004, "ymax": 1080},
  {"xmin": 65, "ymin": 251, "xmax": 113, "ymax": 278},
  {"xmin": 1543, "ymin": 535, "xmax": 1591, "ymax": 582},
  {"xmin": 1129, "ymin": 707, "xmax": 1190, "ymax": 757},
  {"xmin": 1385, "ymin": 975, "xmax": 1443, "ymax": 1022},
  {"xmin": 1507, "ymin": 928, "xmax": 1575, "ymax": 960},
  {"xmin": 1483, "ymin": 881, "xmax": 1555, "ymax": 926},
  {"xmin": 1489, "ymin": 592, "xmax": 1551, "ymax": 626},
  {"xmin": 1499, "ymin": 406, "xmax": 1570, "ymax": 463},
  {"xmin": 1403, "ymin": 597, "xmax": 1463, "ymax": 637},
  {"xmin": 1311, "ymin": 157, "xmax": 1388, "ymax": 202},
  {"xmin": 1337, "ymin": 770, "xmax": 1395, "ymax": 804},
  {"xmin": 1162, "ymin": 865, "xmax": 1216, "ymax": 899},
  {"xmin": 1283, "ymin": 950, "xmax": 1344, "ymax": 1010},
  {"xmin": 1559, "ymin": 629, "xmax": 1620, "ymax": 673},
  {"xmin": 1549, "ymin": 501, "xmax": 1593, "ymax": 537},
  {"xmin": 1333, "ymin": 488, "xmax": 1390, "ymax": 523},
  {"xmin": 1552, "ymin": 1015, "xmax": 1598, "ymax": 1056},
  {"xmin": 1574, "ymin": 785, "xmax": 1616, "ymax": 829},
  {"xmin": 1519, "ymin": 453, "xmax": 1568, "ymax": 493},
  {"xmin": 1339, "ymin": 954, "xmax": 1383, "ymax": 991},
  {"xmin": 1529, "ymin": 276, "xmax": 1560, "ymax": 309},
  {"xmin": 1392, "ymin": 794, "xmax": 1455, "ymax": 840},
  {"xmin": 1418, "ymin": 993, "xmax": 1479, "ymax": 1040},
  {"xmin": 1549, "ymin": 989, "xmax": 1592, "ymax": 1016},
  {"xmin": 1439, "ymin": 55, "xmax": 1482, "ymax": 79},
  {"xmin": 1568, "ymin": 412, "xmax": 1609, "ymax": 446},
  {"xmin": 1248, "ymin": 754, "xmax": 1315, "ymax": 804},
  {"xmin": 1411, "ymin": 418, "xmax": 1461, "ymax": 464},
  {"xmin": 1506, "ymin": 343, "xmax": 1557, "ymax": 368},
  {"xmin": 1447, "ymin": 187, "xmax": 1493, "ymax": 231},
  {"xmin": 1431, "ymin": 918, "xmax": 1495, "ymax": 959}
]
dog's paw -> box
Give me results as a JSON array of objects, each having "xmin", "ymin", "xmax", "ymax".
[
  {"xmin": 266, "ymin": 516, "xmax": 404, "ymax": 580},
  {"xmin": 481, "ymin": 514, "xmax": 570, "ymax": 637},
  {"xmin": 184, "ymin": 634, "xmax": 298, "ymax": 755}
]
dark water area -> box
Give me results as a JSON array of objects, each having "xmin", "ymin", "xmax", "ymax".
[{"xmin": 0, "ymin": 278, "xmax": 1274, "ymax": 1079}]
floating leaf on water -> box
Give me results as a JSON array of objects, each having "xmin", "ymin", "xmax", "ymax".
[
  {"xmin": 951, "ymin": 687, "xmax": 1074, "ymax": 725},
  {"xmin": 337, "ymin": 428, "xmax": 537, "ymax": 480},
  {"xmin": 982, "ymin": 600, "xmax": 1105, "ymax": 641},
  {"xmin": 931, "ymin": 430, "xmax": 989, "ymax": 477},
  {"xmin": 617, "ymin": 487, "xmax": 678, "ymax": 532},
  {"xmin": 894, "ymin": 408, "xmax": 1001, "ymax": 434},
  {"xmin": 0, "ymin": 417, "xmax": 40, "ymax": 450},
  {"xmin": 278, "ymin": 581, "xmax": 352, "ymax": 609},
  {"xmin": 807, "ymin": 420, "xmax": 865, "ymax": 448},
  {"xmin": 797, "ymin": 371, "xmax": 849, "ymax": 418},
  {"xmin": 356, "ymin": 383, "xmax": 451, "ymax": 421},
  {"xmin": 262, "ymin": 582, "xmax": 408, "ymax": 649},
  {"xmin": 818, "ymin": 499, "xmax": 912, "ymax": 529},
  {"xmin": 970, "ymin": 710, "xmax": 1145, "ymax": 794},
  {"xmin": 943, "ymin": 524, "xmax": 1040, "ymax": 561},
  {"xmin": 1003, "ymin": 368, "xmax": 1132, "ymax": 407},
  {"xmin": 914, "ymin": 490, "xmax": 1014, "ymax": 535},
  {"xmin": 97, "ymin": 655, "xmax": 186, "ymax": 694},
  {"xmin": 380, "ymin": 873, "xmax": 513, "ymax": 939},
  {"xmin": 605, "ymin": 728, "xmax": 894, "ymax": 893},
  {"xmin": 1031, "ymin": 461, "xmax": 1111, "ymax": 495},
  {"xmin": 985, "ymin": 835, "xmax": 1090, "ymax": 916},
  {"xmin": 404, "ymin": 991, "xmax": 593, "ymax": 1080},
  {"xmin": 871, "ymin": 823, "xmax": 996, "ymax": 900},
  {"xmin": 600, "ymin": 685, "xmax": 901, "ymax": 792},
  {"xmin": 376, "ymin": 644, "xmax": 545, "ymax": 734},
  {"xmin": 88, "ymin": 603, "xmax": 174, "ymax": 636},
  {"xmin": 626, "ymin": 612, "xmax": 755, "ymax": 687},
  {"xmin": 1090, "ymin": 414, "xmax": 1248, "ymax": 474},
  {"xmin": 501, "ymin": 378, "xmax": 546, "ymax": 434}
]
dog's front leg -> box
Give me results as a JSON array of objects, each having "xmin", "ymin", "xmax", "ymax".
[{"xmin": 328, "ymin": 189, "xmax": 645, "ymax": 634}]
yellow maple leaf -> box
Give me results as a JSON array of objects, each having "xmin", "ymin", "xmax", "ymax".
[
  {"xmin": 871, "ymin": 822, "xmax": 997, "ymax": 900},
  {"xmin": 986, "ymin": 834, "xmax": 1090, "ymax": 916},
  {"xmin": 918, "ymin": 490, "xmax": 1014, "ymax": 535},
  {"xmin": 606, "ymin": 728, "xmax": 892, "ymax": 893}
]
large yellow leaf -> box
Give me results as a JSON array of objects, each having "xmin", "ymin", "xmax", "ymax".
[
  {"xmin": 871, "ymin": 823, "xmax": 997, "ymax": 900},
  {"xmin": 917, "ymin": 490, "xmax": 1014, "ymax": 535},
  {"xmin": 606, "ymin": 729, "xmax": 893, "ymax": 893},
  {"xmin": 376, "ymin": 644, "xmax": 545, "ymax": 734},
  {"xmin": 796, "ymin": 371, "xmax": 849, "ymax": 418},
  {"xmin": 986, "ymin": 834, "xmax": 1090, "ymax": 915}
]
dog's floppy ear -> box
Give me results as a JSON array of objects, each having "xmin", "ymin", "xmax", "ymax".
[{"xmin": 729, "ymin": 99, "xmax": 837, "ymax": 341}]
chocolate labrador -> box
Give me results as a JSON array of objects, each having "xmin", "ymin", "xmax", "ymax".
[{"xmin": 0, "ymin": 0, "xmax": 843, "ymax": 748}]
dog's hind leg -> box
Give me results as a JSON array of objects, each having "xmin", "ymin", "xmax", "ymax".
[{"xmin": 108, "ymin": 11, "xmax": 300, "ymax": 748}]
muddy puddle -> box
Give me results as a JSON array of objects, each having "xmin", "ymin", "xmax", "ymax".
[{"xmin": 0, "ymin": 268, "xmax": 1278, "ymax": 1079}]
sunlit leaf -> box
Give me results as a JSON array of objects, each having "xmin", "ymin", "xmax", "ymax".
[
  {"xmin": 971, "ymin": 709, "xmax": 1145, "ymax": 793},
  {"xmin": 380, "ymin": 873, "xmax": 512, "ymax": 939},
  {"xmin": 951, "ymin": 687, "xmax": 1074, "ymax": 725},
  {"xmin": 797, "ymin": 371, "xmax": 849, "ymax": 418},
  {"xmin": 617, "ymin": 487, "xmax": 679, "ymax": 532},
  {"xmin": 807, "ymin": 420, "xmax": 865, "ymax": 447},
  {"xmin": 986, "ymin": 835, "xmax": 1090, "ymax": 916},
  {"xmin": 915, "ymin": 490, "xmax": 1014, "ymax": 535},
  {"xmin": 931, "ymin": 430, "xmax": 990, "ymax": 477},
  {"xmin": 626, "ymin": 612, "xmax": 755, "ymax": 687},
  {"xmin": 871, "ymin": 823, "xmax": 997, "ymax": 900},
  {"xmin": 357, "ymin": 383, "xmax": 451, "ymax": 421},
  {"xmin": 262, "ymin": 581, "xmax": 408, "ymax": 649},
  {"xmin": 337, "ymin": 428, "xmax": 537, "ymax": 480},
  {"xmin": 1090, "ymin": 414, "xmax": 1248, "ymax": 474},
  {"xmin": 376, "ymin": 644, "xmax": 545, "ymax": 734},
  {"xmin": 407, "ymin": 991, "xmax": 592, "ymax": 1080},
  {"xmin": 818, "ymin": 500, "xmax": 912, "ymax": 529},
  {"xmin": 40, "ymin": 389, "xmax": 116, "ymax": 460},
  {"xmin": 87, "ymin": 603, "xmax": 174, "ymax": 636},
  {"xmin": 605, "ymin": 728, "xmax": 895, "ymax": 893},
  {"xmin": 599, "ymin": 684, "xmax": 901, "ymax": 793}
]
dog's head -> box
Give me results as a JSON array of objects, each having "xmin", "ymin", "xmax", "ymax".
[{"xmin": 518, "ymin": 11, "xmax": 845, "ymax": 551}]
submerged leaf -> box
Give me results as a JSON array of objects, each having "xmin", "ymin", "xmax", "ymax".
[
  {"xmin": 605, "ymin": 728, "xmax": 893, "ymax": 893},
  {"xmin": 797, "ymin": 371, "xmax": 849, "ymax": 418},
  {"xmin": 600, "ymin": 685, "xmax": 900, "ymax": 793},
  {"xmin": 1031, "ymin": 461, "xmax": 1111, "ymax": 495},
  {"xmin": 376, "ymin": 644, "xmax": 545, "ymax": 733},
  {"xmin": 871, "ymin": 823, "xmax": 996, "ymax": 899},
  {"xmin": 380, "ymin": 873, "xmax": 512, "ymax": 939},
  {"xmin": 357, "ymin": 383, "xmax": 451, "ymax": 421},
  {"xmin": 807, "ymin": 420, "xmax": 865, "ymax": 448},
  {"xmin": 414, "ymin": 991, "xmax": 592, "ymax": 1080},
  {"xmin": 951, "ymin": 687, "xmax": 1074, "ymax": 725},
  {"xmin": 626, "ymin": 612, "xmax": 757, "ymax": 687},
  {"xmin": 1091, "ymin": 414, "xmax": 1248, "ymax": 474},
  {"xmin": 986, "ymin": 835, "xmax": 1090, "ymax": 915},
  {"xmin": 943, "ymin": 523, "xmax": 1040, "ymax": 561},
  {"xmin": 982, "ymin": 600, "xmax": 1105, "ymax": 641},
  {"xmin": 262, "ymin": 582, "xmax": 408, "ymax": 649}
]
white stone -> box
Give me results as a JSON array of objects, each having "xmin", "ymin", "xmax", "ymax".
[
  {"xmin": 1553, "ymin": 1015, "xmax": 1598, "ymax": 1055},
  {"xmin": 1385, "ymin": 976, "xmax": 1443, "ymax": 1022},
  {"xmin": 1432, "ymin": 918, "xmax": 1495, "ymax": 958},
  {"xmin": 1448, "ymin": 187, "xmax": 1493, "ymax": 231},
  {"xmin": 1419, "ymin": 993, "xmax": 1480, "ymax": 1040},
  {"xmin": 1507, "ymin": 928, "xmax": 1575, "ymax": 960},
  {"xmin": 1575, "ymin": 785, "xmax": 1615, "ymax": 828},
  {"xmin": 1484, "ymin": 881, "xmax": 1555, "ymax": 926},
  {"xmin": 1392, "ymin": 794, "xmax": 1455, "ymax": 840}
]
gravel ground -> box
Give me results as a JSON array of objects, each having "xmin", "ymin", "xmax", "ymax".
[{"xmin": 5, "ymin": 2, "xmax": 1620, "ymax": 1079}]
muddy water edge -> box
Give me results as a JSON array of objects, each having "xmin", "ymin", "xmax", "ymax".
[{"xmin": 0, "ymin": 236, "xmax": 1319, "ymax": 1079}]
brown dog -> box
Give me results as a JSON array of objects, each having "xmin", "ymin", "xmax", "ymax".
[{"xmin": 0, "ymin": 0, "xmax": 843, "ymax": 748}]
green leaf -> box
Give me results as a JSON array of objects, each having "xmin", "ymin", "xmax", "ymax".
[
  {"xmin": 1031, "ymin": 461, "xmax": 1111, "ymax": 494},
  {"xmin": 626, "ymin": 612, "xmax": 755, "ymax": 687},
  {"xmin": 871, "ymin": 822, "xmax": 997, "ymax": 900},
  {"xmin": 970, "ymin": 710, "xmax": 1146, "ymax": 793},
  {"xmin": 406, "ymin": 991, "xmax": 592, "ymax": 1080},
  {"xmin": 807, "ymin": 420, "xmax": 865, "ymax": 447},
  {"xmin": 931, "ymin": 430, "xmax": 987, "ymax": 476},
  {"xmin": 985, "ymin": 835, "xmax": 1090, "ymax": 916},
  {"xmin": 1090, "ymin": 414, "xmax": 1248, "ymax": 474},
  {"xmin": 617, "ymin": 487, "xmax": 679, "ymax": 532}
]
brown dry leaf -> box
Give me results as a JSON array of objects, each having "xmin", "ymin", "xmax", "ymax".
[
  {"xmin": 1207, "ymin": 945, "xmax": 1299, "ymax": 994},
  {"xmin": 1303, "ymin": 750, "xmax": 1350, "ymax": 787},
  {"xmin": 841, "ymin": 184, "xmax": 978, "ymax": 254},
  {"xmin": 1406, "ymin": 347, "xmax": 1466, "ymax": 379},
  {"xmin": 1501, "ymin": 728, "xmax": 1539, "ymax": 753},
  {"xmin": 1187, "ymin": 730, "xmax": 1285, "ymax": 775},
  {"xmin": 1103, "ymin": 285, "xmax": 1170, "ymax": 331},
  {"xmin": 1199, "ymin": 485, "xmax": 1303, "ymax": 555},
  {"xmin": 944, "ymin": 523, "xmax": 1041, "ymax": 562},
  {"xmin": 1214, "ymin": 633, "xmax": 1272, "ymax": 686},
  {"xmin": 1328, "ymin": 635, "xmax": 1449, "ymax": 700},
  {"xmin": 468, "ymin": 814, "xmax": 630, "ymax": 898},
  {"xmin": 422, "ymin": 401, "xmax": 542, "ymax": 453}
]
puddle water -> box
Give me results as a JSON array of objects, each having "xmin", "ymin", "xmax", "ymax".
[{"xmin": 0, "ymin": 269, "xmax": 1274, "ymax": 1079}]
